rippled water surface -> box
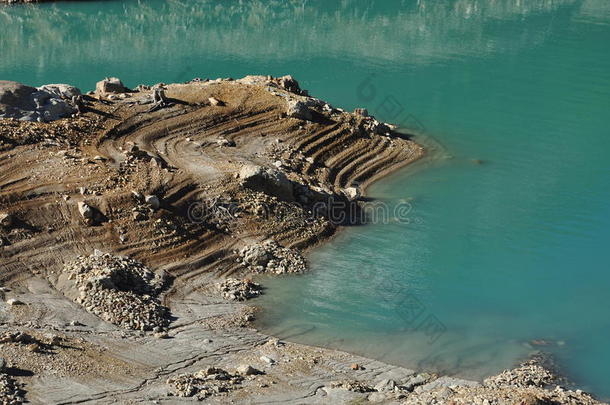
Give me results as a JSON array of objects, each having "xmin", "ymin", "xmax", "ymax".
[{"xmin": 2, "ymin": 0, "xmax": 610, "ymax": 398}]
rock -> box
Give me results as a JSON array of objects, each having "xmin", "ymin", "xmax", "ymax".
[
  {"xmin": 77, "ymin": 201, "xmax": 94, "ymax": 222},
  {"xmin": 37, "ymin": 84, "xmax": 81, "ymax": 99},
  {"xmin": 0, "ymin": 213, "xmax": 13, "ymax": 228},
  {"xmin": 344, "ymin": 186, "xmax": 361, "ymax": 200},
  {"xmin": 144, "ymin": 195, "xmax": 160, "ymax": 210},
  {"xmin": 131, "ymin": 190, "xmax": 144, "ymax": 202},
  {"xmin": 236, "ymin": 365, "xmax": 260, "ymax": 376},
  {"xmin": 0, "ymin": 80, "xmax": 76, "ymax": 122},
  {"xmin": 6, "ymin": 298, "xmax": 24, "ymax": 306},
  {"xmin": 354, "ymin": 108, "xmax": 369, "ymax": 117},
  {"xmin": 275, "ymin": 75, "xmax": 302, "ymax": 94},
  {"xmin": 96, "ymin": 77, "xmax": 129, "ymax": 94},
  {"xmin": 350, "ymin": 363, "xmax": 362, "ymax": 370},
  {"xmin": 216, "ymin": 138, "xmax": 236, "ymax": 147},
  {"xmin": 286, "ymin": 99, "xmax": 312, "ymax": 121},
  {"xmin": 239, "ymin": 165, "xmax": 294, "ymax": 201},
  {"xmin": 374, "ymin": 379, "xmax": 396, "ymax": 392},
  {"xmin": 208, "ymin": 97, "xmax": 225, "ymax": 106},
  {"xmin": 0, "ymin": 81, "xmax": 37, "ymax": 110},
  {"xmin": 260, "ymin": 356, "xmax": 275, "ymax": 365}
]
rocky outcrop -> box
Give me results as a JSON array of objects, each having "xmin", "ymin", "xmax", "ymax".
[
  {"xmin": 239, "ymin": 165, "xmax": 294, "ymax": 201},
  {"xmin": 0, "ymin": 80, "xmax": 77, "ymax": 122}
]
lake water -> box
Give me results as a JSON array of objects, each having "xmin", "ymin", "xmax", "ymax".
[{"xmin": 2, "ymin": 0, "xmax": 609, "ymax": 398}]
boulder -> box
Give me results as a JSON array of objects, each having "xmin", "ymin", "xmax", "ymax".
[
  {"xmin": 0, "ymin": 80, "xmax": 76, "ymax": 122},
  {"xmin": 239, "ymin": 165, "xmax": 294, "ymax": 201},
  {"xmin": 95, "ymin": 77, "xmax": 129, "ymax": 94},
  {"xmin": 286, "ymin": 99, "xmax": 312, "ymax": 121},
  {"xmin": 37, "ymin": 84, "xmax": 81, "ymax": 99},
  {"xmin": 236, "ymin": 364, "xmax": 260, "ymax": 376},
  {"xmin": 276, "ymin": 75, "xmax": 302, "ymax": 94},
  {"xmin": 0, "ymin": 81, "xmax": 37, "ymax": 110}
]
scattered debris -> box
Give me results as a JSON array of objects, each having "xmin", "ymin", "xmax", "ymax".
[
  {"xmin": 166, "ymin": 367, "xmax": 244, "ymax": 400},
  {"xmin": 238, "ymin": 240, "xmax": 306, "ymax": 274},
  {"xmin": 64, "ymin": 253, "xmax": 170, "ymax": 331},
  {"xmin": 218, "ymin": 278, "xmax": 263, "ymax": 301},
  {"xmin": 331, "ymin": 380, "xmax": 376, "ymax": 393}
]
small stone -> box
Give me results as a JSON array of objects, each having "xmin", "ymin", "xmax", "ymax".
[
  {"xmin": 236, "ymin": 365, "xmax": 260, "ymax": 376},
  {"xmin": 6, "ymin": 298, "xmax": 24, "ymax": 306},
  {"xmin": 344, "ymin": 186, "xmax": 361, "ymax": 201},
  {"xmin": 144, "ymin": 195, "xmax": 160, "ymax": 210},
  {"xmin": 350, "ymin": 363, "xmax": 362, "ymax": 370},
  {"xmin": 260, "ymin": 356, "xmax": 275, "ymax": 365},
  {"xmin": 209, "ymin": 97, "xmax": 225, "ymax": 106}
]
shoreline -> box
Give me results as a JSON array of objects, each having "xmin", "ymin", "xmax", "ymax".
[{"xmin": 0, "ymin": 75, "xmax": 605, "ymax": 404}]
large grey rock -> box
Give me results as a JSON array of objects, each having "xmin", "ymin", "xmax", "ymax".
[
  {"xmin": 96, "ymin": 77, "xmax": 129, "ymax": 94},
  {"xmin": 239, "ymin": 165, "xmax": 294, "ymax": 201},
  {"xmin": 0, "ymin": 81, "xmax": 37, "ymax": 110},
  {"xmin": 0, "ymin": 80, "xmax": 77, "ymax": 122},
  {"xmin": 37, "ymin": 84, "xmax": 81, "ymax": 99}
]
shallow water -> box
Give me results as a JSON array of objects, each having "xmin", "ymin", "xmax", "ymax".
[{"xmin": 2, "ymin": 0, "xmax": 610, "ymax": 398}]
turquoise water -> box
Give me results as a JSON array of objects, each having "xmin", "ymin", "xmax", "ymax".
[{"xmin": 2, "ymin": 0, "xmax": 610, "ymax": 398}]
